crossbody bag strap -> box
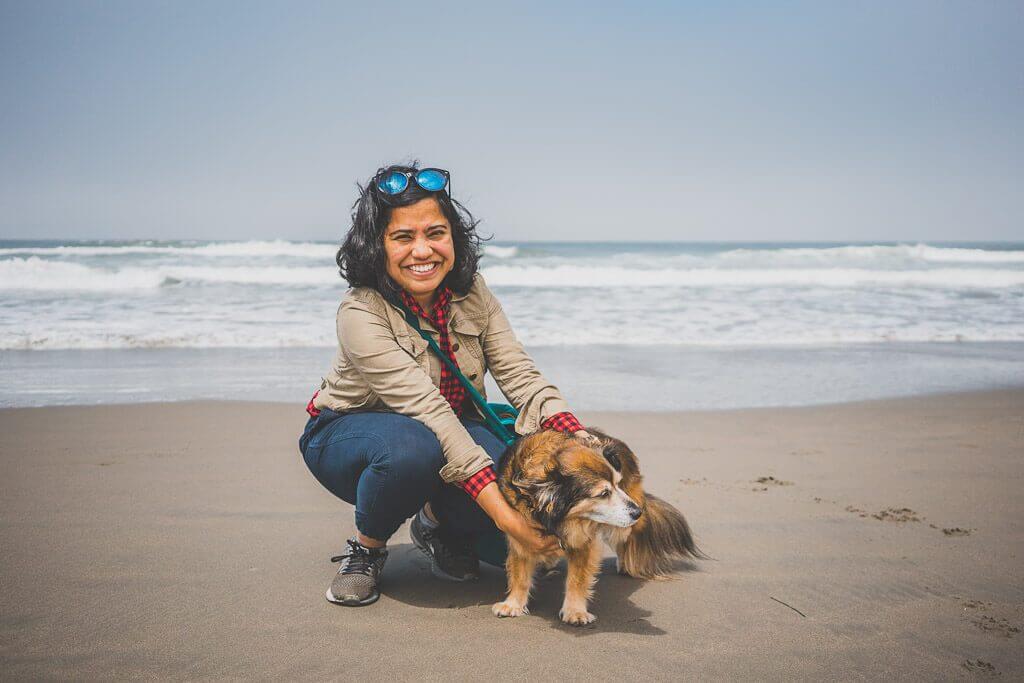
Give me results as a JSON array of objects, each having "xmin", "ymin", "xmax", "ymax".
[{"xmin": 397, "ymin": 303, "xmax": 518, "ymax": 446}]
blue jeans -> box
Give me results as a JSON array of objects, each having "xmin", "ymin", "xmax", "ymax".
[{"xmin": 299, "ymin": 409, "xmax": 505, "ymax": 542}]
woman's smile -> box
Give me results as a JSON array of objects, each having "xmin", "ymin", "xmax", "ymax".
[{"xmin": 406, "ymin": 262, "xmax": 441, "ymax": 276}]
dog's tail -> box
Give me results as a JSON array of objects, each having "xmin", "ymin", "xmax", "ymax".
[{"xmin": 618, "ymin": 493, "xmax": 708, "ymax": 579}]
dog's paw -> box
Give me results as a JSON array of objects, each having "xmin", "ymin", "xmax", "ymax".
[
  {"xmin": 559, "ymin": 607, "xmax": 597, "ymax": 626},
  {"xmin": 492, "ymin": 601, "xmax": 529, "ymax": 618}
]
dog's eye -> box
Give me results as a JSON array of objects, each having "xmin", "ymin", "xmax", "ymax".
[{"xmin": 597, "ymin": 489, "xmax": 612, "ymax": 498}]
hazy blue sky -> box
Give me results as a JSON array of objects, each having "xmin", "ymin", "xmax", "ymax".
[{"xmin": 1, "ymin": 1, "xmax": 1021, "ymax": 242}]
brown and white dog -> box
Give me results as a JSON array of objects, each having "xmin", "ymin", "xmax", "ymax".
[{"xmin": 492, "ymin": 428, "xmax": 705, "ymax": 625}]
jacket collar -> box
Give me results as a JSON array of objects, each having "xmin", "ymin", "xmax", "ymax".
[{"xmin": 383, "ymin": 283, "xmax": 475, "ymax": 334}]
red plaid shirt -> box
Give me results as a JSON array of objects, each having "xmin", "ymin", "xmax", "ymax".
[
  {"xmin": 308, "ymin": 287, "xmax": 584, "ymax": 499},
  {"xmin": 399, "ymin": 288, "xmax": 467, "ymax": 416}
]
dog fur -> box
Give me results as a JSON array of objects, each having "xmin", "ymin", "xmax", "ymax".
[{"xmin": 492, "ymin": 428, "xmax": 705, "ymax": 625}]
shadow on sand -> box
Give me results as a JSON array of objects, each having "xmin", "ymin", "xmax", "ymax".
[{"xmin": 383, "ymin": 544, "xmax": 700, "ymax": 636}]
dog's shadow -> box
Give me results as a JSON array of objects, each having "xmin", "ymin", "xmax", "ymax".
[{"xmin": 384, "ymin": 544, "xmax": 699, "ymax": 636}]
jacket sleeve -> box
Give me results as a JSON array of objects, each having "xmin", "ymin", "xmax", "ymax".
[
  {"xmin": 337, "ymin": 297, "xmax": 494, "ymax": 484},
  {"xmin": 478, "ymin": 281, "xmax": 571, "ymax": 435}
]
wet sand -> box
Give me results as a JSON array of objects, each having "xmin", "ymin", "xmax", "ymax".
[{"xmin": 1, "ymin": 390, "xmax": 1022, "ymax": 679}]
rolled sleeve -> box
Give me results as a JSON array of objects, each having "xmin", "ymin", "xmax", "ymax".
[
  {"xmin": 458, "ymin": 465, "xmax": 497, "ymax": 499},
  {"xmin": 540, "ymin": 411, "xmax": 583, "ymax": 433}
]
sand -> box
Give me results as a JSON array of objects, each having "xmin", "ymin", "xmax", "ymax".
[{"xmin": 1, "ymin": 390, "xmax": 1022, "ymax": 680}]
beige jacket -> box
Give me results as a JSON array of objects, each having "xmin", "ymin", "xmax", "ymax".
[{"xmin": 312, "ymin": 273, "xmax": 571, "ymax": 483}]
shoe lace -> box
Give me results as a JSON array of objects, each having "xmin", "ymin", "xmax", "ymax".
[{"xmin": 331, "ymin": 539, "xmax": 376, "ymax": 575}]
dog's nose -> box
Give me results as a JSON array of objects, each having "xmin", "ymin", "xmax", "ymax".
[{"xmin": 628, "ymin": 503, "xmax": 642, "ymax": 521}]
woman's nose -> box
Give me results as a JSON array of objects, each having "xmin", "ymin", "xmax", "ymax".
[{"xmin": 411, "ymin": 237, "xmax": 433, "ymax": 259}]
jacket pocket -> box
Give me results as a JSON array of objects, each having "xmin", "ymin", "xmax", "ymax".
[
  {"xmin": 395, "ymin": 332, "xmax": 427, "ymax": 361},
  {"xmin": 450, "ymin": 314, "xmax": 486, "ymax": 362}
]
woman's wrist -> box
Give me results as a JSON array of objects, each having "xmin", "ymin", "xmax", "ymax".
[{"xmin": 473, "ymin": 481, "xmax": 519, "ymax": 532}]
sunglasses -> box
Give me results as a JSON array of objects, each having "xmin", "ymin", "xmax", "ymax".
[{"xmin": 375, "ymin": 168, "xmax": 450, "ymax": 196}]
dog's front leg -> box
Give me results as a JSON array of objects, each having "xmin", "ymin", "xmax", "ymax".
[
  {"xmin": 492, "ymin": 545, "xmax": 538, "ymax": 618},
  {"xmin": 559, "ymin": 541, "xmax": 601, "ymax": 625}
]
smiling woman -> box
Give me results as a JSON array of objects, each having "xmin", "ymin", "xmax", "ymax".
[{"xmin": 299, "ymin": 163, "xmax": 591, "ymax": 607}]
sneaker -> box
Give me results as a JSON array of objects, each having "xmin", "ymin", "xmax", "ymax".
[
  {"xmin": 326, "ymin": 538, "xmax": 388, "ymax": 606},
  {"xmin": 410, "ymin": 513, "xmax": 480, "ymax": 582}
]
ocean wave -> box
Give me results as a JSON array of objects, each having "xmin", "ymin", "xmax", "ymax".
[
  {"xmin": 0, "ymin": 240, "xmax": 335, "ymax": 259},
  {"xmin": 482, "ymin": 245, "xmax": 519, "ymax": 259},
  {"xmin": 716, "ymin": 243, "xmax": 1024, "ymax": 266},
  {"xmin": 0, "ymin": 258, "xmax": 341, "ymax": 290},
  {"xmin": 0, "ymin": 258, "xmax": 166, "ymax": 290},
  {"xmin": 4, "ymin": 256, "xmax": 1023, "ymax": 291},
  {"xmin": 480, "ymin": 265, "xmax": 1024, "ymax": 288}
]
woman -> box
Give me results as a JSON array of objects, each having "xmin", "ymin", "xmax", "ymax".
[{"xmin": 299, "ymin": 163, "xmax": 592, "ymax": 606}]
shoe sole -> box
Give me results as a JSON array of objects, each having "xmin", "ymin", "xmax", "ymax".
[
  {"xmin": 325, "ymin": 587, "xmax": 380, "ymax": 607},
  {"xmin": 410, "ymin": 524, "xmax": 479, "ymax": 583}
]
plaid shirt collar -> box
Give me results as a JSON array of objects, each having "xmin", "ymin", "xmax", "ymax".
[{"xmin": 398, "ymin": 287, "xmax": 453, "ymax": 327}]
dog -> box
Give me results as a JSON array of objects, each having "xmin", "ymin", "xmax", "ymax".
[{"xmin": 491, "ymin": 428, "xmax": 705, "ymax": 625}]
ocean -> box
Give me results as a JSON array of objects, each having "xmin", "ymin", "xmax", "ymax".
[{"xmin": 2, "ymin": 239, "xmax": 1023, "ymax": 409}]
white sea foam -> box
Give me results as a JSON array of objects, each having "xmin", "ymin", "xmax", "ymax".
[
  {"xmin": 0, "ymin": 257, "xmax": 166, "ymax": 291},
  {"xmin": 0, "ymin": 258, "xmax": 339, "ymax": 290},
  {"xmin": 0, "ymin": 240, "xmax": 335, "ymax": 259},
  {"xmin": 480, "ymin": 265, "xmax": 1024, "ymax": 289},
  {"xmin": 163, "ymin": 265, "xmax": 336, "ymax": 285},
  {"xmin": 2, "ymin": 240, "xmax": 1022, "ymax": 351},
  {"xmin": 482, "ymin": 245, "xmax": 519, "ymax": 259},
  {"xmin": 716, "ymin": 243, "xmax": 1024, "ymax": 266},
  {"xmin": 6, "ymin": 257, "xmax": 1022, "ymax": 292},
  {"xmin": 4, "ymin": 315, "xmax": 1023, "ymax": 350}
]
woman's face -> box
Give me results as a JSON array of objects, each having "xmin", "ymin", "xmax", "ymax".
[{"xmin": 384, "ymin": 197, "xmax": 455, "ymax": 305}]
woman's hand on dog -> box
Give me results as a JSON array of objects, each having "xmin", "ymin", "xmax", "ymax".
[
  {"xmin": 502, "ymin": 514, "xmax": 560, "ymax": 555},
  {"xmin": 475, "ymin": 482, "xmax": 560, "ymax": 554},
  {"xmin": 573, "ymin": 429, "xmax": 601, "ymax": 448}
]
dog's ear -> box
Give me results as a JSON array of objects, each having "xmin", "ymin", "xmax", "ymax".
[
  {"xmin": 602, "ymin": 445, "xmax": 622, "ymax": 472},
  {"xmin": 585, "ymin": 427, "xmax": 622, "ymax": 471}
]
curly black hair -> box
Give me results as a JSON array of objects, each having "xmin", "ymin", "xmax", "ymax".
[{"xmin": 336, "ymin": 162, "xmax": 484, "ymax": 298}]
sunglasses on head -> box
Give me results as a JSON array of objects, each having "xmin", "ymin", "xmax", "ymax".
[{"xmin": 375, "ymin": 167, "xmax": 450, "ymax": 196}]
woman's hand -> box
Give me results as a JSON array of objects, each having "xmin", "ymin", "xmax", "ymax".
[
  {"xmin": 500, "ymin": 510, "xmax": 561, "ymax": 555},
  {"xmin": 573, "ymin": 429, "xmax": 601, "ymax": 448},
  {"xmin": 475, "ymin": 482, "xmax": 560, "ymax": 554}
]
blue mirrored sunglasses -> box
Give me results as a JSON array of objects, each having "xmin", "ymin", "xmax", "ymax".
[{"xmin": 375, "ymin": 168, "xmax": 450, "ymax": 196}]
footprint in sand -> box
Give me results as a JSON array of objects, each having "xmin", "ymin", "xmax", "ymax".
[
  {"xmin": 871, "ymin": 507, "xmax": 921, "ymax": 523},
  {"xmin": 971, "ymin": 615, "xmax": 1021, "ymax": 639},
  {"xmin": 843, "ymin": 505, "xmax": 922, "ymax": 522},
  {"xmin": 754, "ymin": 476, "xmax": 793, "ymax": 486},
  {"xmin": 930, "ymin": 524, "xmax": 973, "ymax": 536},
  {"xmin": 962, "ymin": 659, "xmax": 1000, "ymax": 677},
  {"xmin": 845, "ymin": 505, "xmax": 869, "ymax": 518},
  {"xmin": 958, "ymin": 599, "xmax": 1020, "ymax": 639}
]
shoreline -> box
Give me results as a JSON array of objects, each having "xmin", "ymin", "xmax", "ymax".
[
  {"xmin": 3, "ymin": 341, "xmax": 1023, "ymax": 410},
  {"xmin": 2, "ymin": 384, "xmax": 1023, "ymax": 415},
  {"xmin": 2, "ymin": 388, "xmax": 1022, "ymax": 678}
]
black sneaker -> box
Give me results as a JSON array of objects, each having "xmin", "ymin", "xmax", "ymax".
[
  {"xmin": 326, "ymin": 538, "xmax": 388, "ymax": 606},
  {"xmin": 410, "ymin": 514, "xmax": 479, "ymax": 582}
]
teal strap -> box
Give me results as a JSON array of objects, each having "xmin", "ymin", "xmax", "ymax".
[{"xmin": 397, "ymin": 303, "xmax": 519, "ymax": 446}]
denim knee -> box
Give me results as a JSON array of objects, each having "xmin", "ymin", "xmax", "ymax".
[{"xmin": 357, "ymin": 433, "xmax": 443, "ymax": 538}]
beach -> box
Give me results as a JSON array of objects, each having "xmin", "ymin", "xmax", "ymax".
[{"xmin": 2, "ymin": 389, "xmax": 1022, "ymax": 679}]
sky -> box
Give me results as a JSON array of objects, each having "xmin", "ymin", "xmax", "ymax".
[{"xmin": 1, "ymin": 1, "xmax": 1021, "ymax": 242}]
